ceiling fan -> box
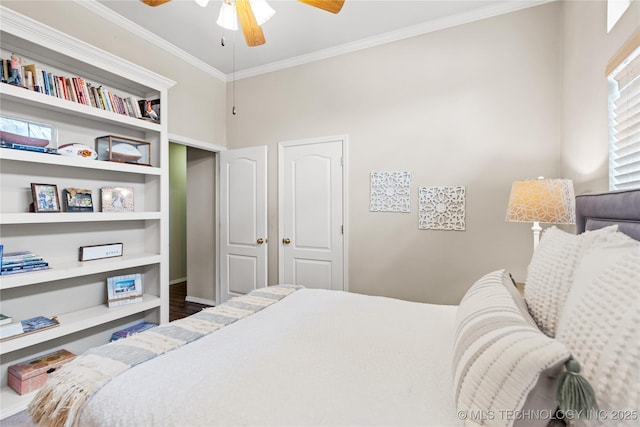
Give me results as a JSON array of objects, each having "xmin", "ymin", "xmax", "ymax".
[{"xmin": 141, "ymin": 0, "xmax": 345, "ymax": 47}]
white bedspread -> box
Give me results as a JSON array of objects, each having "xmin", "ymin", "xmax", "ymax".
[{"xmin": 79, "ymin": 289, "xmax": 461, "ymax": 426}]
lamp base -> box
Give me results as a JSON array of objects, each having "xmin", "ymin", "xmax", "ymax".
[{"xmin": 532, "ymin": 221, "xmax": 542, "ymax": 251}]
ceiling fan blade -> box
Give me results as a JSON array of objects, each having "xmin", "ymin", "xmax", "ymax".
[
  {"xmin": 236, "ymin": 0, "xmax": 266, "ymax": 47},
  {"xmin": 297, "ymin": 0, "xmax": 344, "ymax": 14},
  {"xmin": 140, "ymin": 0, "xmax": 172, "ymax": 6}
]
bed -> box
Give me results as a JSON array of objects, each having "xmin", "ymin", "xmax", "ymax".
[{"xmin": 28, "ymin": 189, "xmax": 640, "ymax": 427}]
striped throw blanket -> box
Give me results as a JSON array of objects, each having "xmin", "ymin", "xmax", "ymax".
[{"xmin": 29, "ymin": 285, "xmax": 302, "ymax": 427}]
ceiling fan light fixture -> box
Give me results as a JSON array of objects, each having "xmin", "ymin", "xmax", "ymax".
[
  {"xmin": 249, "ymin": 0, "xmax": 275, "ymax": 26},
  {"xmin": 217, "ymin": 0, "xmax": 239, "ymax": 31},
  {"xmin": 194, "ymin": 0, "xmax": 210, "ymax": 7}
]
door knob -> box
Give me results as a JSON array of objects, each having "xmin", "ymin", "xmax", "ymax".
[
  {"xmin": 282, "ymin": 237, "xmax": 291, "ymax": 244},
  {"xmin": 256, "ymin": 238, "xmax": 265, "ymax": 244}
]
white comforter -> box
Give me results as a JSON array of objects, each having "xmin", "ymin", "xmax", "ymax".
[{"xmin": 80, "ymin": 289, "xmax": 461, "ymax": 426}]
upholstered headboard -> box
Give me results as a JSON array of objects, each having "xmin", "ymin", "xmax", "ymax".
[{"xmin": 575, "ymin": 189, "xmax": 640, "ymax": 241}]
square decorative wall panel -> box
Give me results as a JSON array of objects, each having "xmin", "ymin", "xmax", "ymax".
[
  {"xmin": 370, "ymin": 171, "xmax": 411, "ymax": 212},
  {"xmin": 419, "ymin": 186, "xmax": 466, "ymax": 230}
]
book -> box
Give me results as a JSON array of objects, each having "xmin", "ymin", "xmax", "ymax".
[
  {"xmin": 0, "ymin": 321, "xmax": 23, "ymax": 340},
  {"xmin": 20, "ymin": 316, "xmax": 59, "ymax": 334},
  {"xmin": 0, "ymin": 264, "xmax": 50, "ymax": 275},
  {"xmin": 0, "ymin": 313, "xmax": 12, "ymax": 325},
  {"xmin": 2, "ymin": 261, "xmax": 49, "ymax": 271},
  {"xmin": 2, "ymin": 250, "xmax": 40, "ymax": 260},
  {"xmin": 0, "ymin": 142, "xmax": 57, "ymax": 154},
  {"xmin": 110, "ymin": 322, "xmax": 156, "ymax": 341},
  {"xmin": 2, "ymin": 257, "xmax": 45, "ymax": 266},
  {"xmin": 2, "ymin": 59, "xmax": 8, "ymax": 83}
]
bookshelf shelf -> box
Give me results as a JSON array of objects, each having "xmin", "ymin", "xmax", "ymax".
[
  {"xmin": 0, "ymin": 253, "xmax": 161, "ymax": 290},
  {"xmin": 0, "ymin": 387, "xmax": 36, "ymax": 419},
  {"xmin": 0, "ymin": 212, "xmax": 161, "ymax": 225},
  {"xmin": 0, "ymin": 294, "xmax": 161, "ymax": 355},
  {"xmin": 0, "ymin": 147, "xmax": 162, "ymax": 175},
  {"xmin": 0, "ymin": 83, "xmax": 161, "ymax": 133}
]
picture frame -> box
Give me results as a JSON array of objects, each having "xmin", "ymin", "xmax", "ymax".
[
  {"xmin": 79, "ymin": 243, "xmax": 123, "ymax": 261},
  {"xmin": 101, "ymin": 187, "xmax": 134, "ymax": 213},
  {"xmin": 30, "ymin": 183, "xmax": 60, "ymax": 213},
  {"xmin": 138, "ymin": 99, "xmax": 160, "ymax": 123},
  {"xmin": 106, "ymin": 273, "xmax": 143, "ymax": 308},
  {"xmin": 62, "ymin": 188, "xmax": 93, "ymax": 212}
]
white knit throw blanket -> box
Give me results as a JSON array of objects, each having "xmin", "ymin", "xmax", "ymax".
[{"xmin": 28, "ymin": 285, "xmax": 302, "ymax": 427}]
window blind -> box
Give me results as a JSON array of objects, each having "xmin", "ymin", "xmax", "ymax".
[{"xmin": 608, "ymin": 39, "xmax": 640, "ymax": 190}]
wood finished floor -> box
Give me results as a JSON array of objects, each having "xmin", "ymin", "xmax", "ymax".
[{"xmin": 169, "ymin": 281, "xmax": 212, "ymax": 321}]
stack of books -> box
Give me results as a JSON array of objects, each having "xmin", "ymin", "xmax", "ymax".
[{"xmin": 1, "ymin": 250, "xmax": 50, "ymax": 275}]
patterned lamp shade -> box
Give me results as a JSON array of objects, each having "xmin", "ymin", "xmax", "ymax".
[{"xmin": 506, "ymin": 178, "xmax": 576, "ymax": 224}]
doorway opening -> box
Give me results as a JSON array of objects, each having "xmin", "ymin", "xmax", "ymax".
[{"xmin": 169, "ymin": 140, "xmax": 220, "ymax": 317}]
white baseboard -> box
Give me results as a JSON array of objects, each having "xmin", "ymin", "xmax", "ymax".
[
  {"xmin": 170, "ymin": 277, "xmax": 187, "ymax": 286},
  {"xmin": 185, "ymin": 295, "xmax": 216, "ymax": 306}
]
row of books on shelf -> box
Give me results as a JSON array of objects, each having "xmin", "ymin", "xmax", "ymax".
[
  {"xmin": 1, "ymin": 54, "xmax": 159, "ymax": 122},
  {"xmin": 0, "ymin": 246, "xmax": 50, "ymax": 275},
  {"xmin": 0, "ymin": 314, "xmax": 60, "ymax": 341}
]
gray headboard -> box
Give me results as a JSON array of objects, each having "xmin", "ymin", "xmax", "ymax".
[{"xmin": 575, "ymin": 189, "xmax": 640, "ymax": 241}]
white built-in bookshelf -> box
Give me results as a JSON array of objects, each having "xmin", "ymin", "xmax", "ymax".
[{"xmin": 0, "ymin": 6, "xmax": 174, "ymax": 419}]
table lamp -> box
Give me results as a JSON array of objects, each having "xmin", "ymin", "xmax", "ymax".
[{"xmin": 505, "ymin": 177, "xmax": 576, "ymax": 250}]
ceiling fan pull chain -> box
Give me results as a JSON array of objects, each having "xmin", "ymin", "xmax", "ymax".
[{"xmin": 232, "ymin": 30, "xmax": 237, "ymax": 115}]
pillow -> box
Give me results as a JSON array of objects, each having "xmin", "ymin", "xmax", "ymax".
[
  {"xmin": 524, "ymin": 225, "xmax": 618, "ymax": 337},
  {"xmin": 556, "ymin": 232, "xmax": 640, "ymax": 425},
  {"xmin": 453, "ymin": 270, "xmax": 570, "ymax": 427}
]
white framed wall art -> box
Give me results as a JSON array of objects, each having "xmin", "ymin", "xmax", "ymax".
[
  {"xmin": 370, "ymin": 171, "xmax": 411, "ymax": 212},
  {"xmin": 418, "ymin": 186, "xmax": 466, "ymax": 230}
]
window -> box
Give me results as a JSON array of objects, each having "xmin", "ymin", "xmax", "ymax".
[{"xmin": 607, "ymin": 33, "xmax": 640, "ymax": 190}]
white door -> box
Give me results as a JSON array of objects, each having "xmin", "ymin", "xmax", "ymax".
[
  {"xmin": 219, "ymin": 146, "xmax": 268, "ymax": 302},
  {"xmin": 279, "ymin": 137, "xmax": 345, "ymax": 290}
]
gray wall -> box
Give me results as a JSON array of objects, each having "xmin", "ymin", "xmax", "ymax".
[
  {"xmin": 186, "ymin": 148, "xmax": 216, "ymax": 303},
  {"xmin": 226, "ymin": 3, "xmax": 564, "ymax": 304}
]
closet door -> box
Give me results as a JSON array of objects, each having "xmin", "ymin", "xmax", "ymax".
[
  {"xmin": 219, "ymin": 146, "xmax": 267, "ymax": 302},
  {"xmin": 278, "ymin": 138, "xmax": 345, "ymax": 291}
]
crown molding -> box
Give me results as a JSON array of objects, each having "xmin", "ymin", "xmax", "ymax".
[
  {"xmin": 231, "ymin": 0, "xmax": 554, "ymax": 81},
  {"xmin": 74, "ymin": 0, "xmax": 228, "ymax": 82}
]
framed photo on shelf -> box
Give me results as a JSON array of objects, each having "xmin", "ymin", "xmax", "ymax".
[
  {"xmin": 30, "ymin": 183, "xmax": 60, "ymax": 213},
  {"xmin": 107, "ymin": 273, "xmax": 143, "ymax": 308},
  {"xmin": 62, "ymin": 188, "xmax": 93, "ymax": 212},
  {"xmin": 101, "ymin": 187, "xmax": 134, "ymax": 212},
  {"xmin": 138, "ymin": 99, "xmax": 160, "ymax": 123}
]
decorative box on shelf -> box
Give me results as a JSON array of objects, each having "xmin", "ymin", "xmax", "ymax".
[
  {"xmin": 95, "ymin": 135, "xmax": 150, "ymax": 166},
  {"xmin": 8, "ymin": 349, "xmax": 76, "ymax": 395}
]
